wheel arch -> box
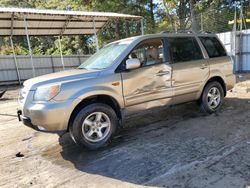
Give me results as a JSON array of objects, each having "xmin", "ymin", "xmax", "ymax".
[
  {"xmin": 202, "ymin": 76, "xmax": 227, "ymax": 98},
  {"xmin": 67, "ymin": 95, "xmax": 123, "ymax": 131}
]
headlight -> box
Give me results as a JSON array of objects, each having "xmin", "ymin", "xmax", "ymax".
[{"xmin": 33, "ymin": 84, "xmax": 61, "ymax": 101}]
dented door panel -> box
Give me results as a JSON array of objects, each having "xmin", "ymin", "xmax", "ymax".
[
  {"xmin": 168, "ymin": 37, "xmax": 210, "ymax": 104},
  {"xmin": 172, "ymin": 60, "xmax": 209, "ymax": 95},
  {"xmin": 121, "ymin": 63, "xmax": 173, "ymax": 114}
]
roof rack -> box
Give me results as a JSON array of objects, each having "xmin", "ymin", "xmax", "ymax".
[
  {"xmin": 160, "ymin": 30, "xmax": 215, "ymax": 34},
  {"xmin": 160, "ymin": 30, "xmax": 193, "ymax": 34},
  {"xmin": 200, "ymin": 31, "xmax": 214, "ymax": 34}
]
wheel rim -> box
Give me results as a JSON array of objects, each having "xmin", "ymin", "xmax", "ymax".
[
  {"xmin": 82, "ymin": 112, "xmax": 111, "ymax": 143},
  {"xmin": 207, "ymin": 87, "xmax": 221, "ymax": 110}
]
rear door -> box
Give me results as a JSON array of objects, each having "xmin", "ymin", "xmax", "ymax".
[{"xmin": 169, "ymin": 37, "xmax": 210, "ymax": 104}]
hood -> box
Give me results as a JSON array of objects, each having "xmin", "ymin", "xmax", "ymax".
[{"xmin": 24, "ymin": 69, "xmax": 100, "ymax": 90}]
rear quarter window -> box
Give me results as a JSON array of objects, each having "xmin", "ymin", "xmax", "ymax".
[{"xmin": 199, "ymin": 37, "xmax": 227, "ymax": 58}]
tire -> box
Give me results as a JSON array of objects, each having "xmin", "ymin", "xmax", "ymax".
[
  {"xmin": 200, "ymin": 81, "xmax": 224, "ymax": 114},
  {"xmin": 69, "ymin": 103, "xmax": 118, "ymax": 150}
]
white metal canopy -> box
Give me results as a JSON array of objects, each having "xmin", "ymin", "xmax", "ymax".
[
  {"xmin": 0, "ymin": 7, "xmax": 143, "ymax": 84},
  {"xmin": 0, "ymin": 7, "xmax": 142, "ymax": 36}
]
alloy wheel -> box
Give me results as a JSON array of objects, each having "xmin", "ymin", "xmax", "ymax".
[
  {"xmin": 82, "ymin": 112, "xmax": 111, "ymax": 142},
  {"xmin": 207, "ymin": 87, "xmax": 221, "ymax": 110}
]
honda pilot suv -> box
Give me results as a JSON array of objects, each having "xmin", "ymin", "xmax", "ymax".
[{"xmin": 18, "ymin": 33, "xmax": 236, "ymax": 150}]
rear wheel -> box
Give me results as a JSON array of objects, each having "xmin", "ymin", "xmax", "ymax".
[
  {"xmin": 69, "ymin": 103, "xmax": 118, "ymax": 150},
  {"xmin": 200, "ymin": 81, "xmax": 224, "ymax": 114}
]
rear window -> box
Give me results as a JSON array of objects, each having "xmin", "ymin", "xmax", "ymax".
[
  {"xmin": 199, "ymin": 37, "xmax": 227, "ymax": 58},
  {"xmin": 168, "ymin": 37, "xmax": 203, "ymax": 63}
]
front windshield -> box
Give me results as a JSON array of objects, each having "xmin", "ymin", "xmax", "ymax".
[{"xmin": 78, "ymin": 40, "xmax": 132, "ymax": 70}]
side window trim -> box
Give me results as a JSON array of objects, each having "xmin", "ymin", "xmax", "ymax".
[
  {"xmin": 163, "ymin": 37, "xmax": 172, "ymax": 64},
  {"xmin": 195, "ymin": 36, "xmax": 209, "ymax": 59}
]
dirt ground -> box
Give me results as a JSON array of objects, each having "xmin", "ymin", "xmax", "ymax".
[{"xmin": 0, "ymin": 74, "xmax": 250, "ymax": 188}]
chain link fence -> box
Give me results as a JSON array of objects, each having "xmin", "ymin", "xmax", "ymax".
[
  {"xmin": 168, "ymin": 6, "xmax": 250, "ymax": 34},
  {"xmin": 164, "ymin": 5, "xmax": 250, "ymax": 72}
]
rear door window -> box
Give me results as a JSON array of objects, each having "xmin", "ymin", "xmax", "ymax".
[
  {"xmin": 199, "ymin": 37, "xmax": 227, "ymax": 58},
  {"xmin": 168, "ymin": 37, "xmax": 203, "ymax": 63}
]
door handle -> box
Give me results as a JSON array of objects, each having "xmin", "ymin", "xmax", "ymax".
[
  {"xmin": 156, "ymin": 71, "xmax": 170, "ymax": 76},
  {"xmin": 200, "ymin": 64, "xmax": 208, "ymax": 69}
]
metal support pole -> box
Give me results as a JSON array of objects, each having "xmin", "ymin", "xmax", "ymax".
[
  {"xmin": 232, "ymin": 6, "xmax": 238, "ymax": 72},
  {"xmin": 58, "ymin": 36, "xmax": 65, "ymax": 70},
  {"xmin": 9, "ymin": 37, "xmax": 21, "ymax": 85},
  {"xmin": 239, "ymin": 4, "xmax": 244, "ymax": 72},
  {"xmin": 24, "ymin": 16, "xmax": 35, "ymax": 77},
  {"xmin": 92, "ymin": 18, "xmax": 99, "ymax": 51},
  {"xmin": 174, "ymin": 20, "xmax": 177, "ymax": 32},
  {"xmin": 201, "ymin": 13, "xmax": 203, "ymax": 32},
  {"xmin": 240, "ymin": 5, "xmax": 243, "ymax": 32},
  {"xmin": 140, "ymin": 19, "xmax": 144, "ymax": 35}
]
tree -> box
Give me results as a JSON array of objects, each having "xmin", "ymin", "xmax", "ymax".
[
  {"xmin": 0, "ymin": 0, "xmax": 248, "ymax": 55},
  {"xmin": 190, "ymin": 0, "xmax": 199, "ymax": 32},
  {"xmin": 0, "ymin": 0, "xmax": 159, "ymax": 54},
  {"xmin": 162, "ymin": 0, "xmax": 191, "ymax": 30}
]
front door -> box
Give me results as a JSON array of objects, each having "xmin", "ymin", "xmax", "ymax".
[
  {"xmin": 120, "ymin": 38, "xmax": 173, "ymax": 115},
  {"xmin": 169, "ymin": 37, "xmax": 210, "ymax": 104}
]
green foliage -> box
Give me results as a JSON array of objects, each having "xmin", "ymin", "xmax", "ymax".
[{"xmin": 0, "ymin": 0, "xmax": 249, "ymax": 55}]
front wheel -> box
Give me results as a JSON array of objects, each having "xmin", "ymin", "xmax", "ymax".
[
  {"xmin": 200, "ymin": 81, "xmax": 224, "ymax": 114},
  {"xmin": 69, "ymin": 103, "xmax": 118, "ymax": 150}
]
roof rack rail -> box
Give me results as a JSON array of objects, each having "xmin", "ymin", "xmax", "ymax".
[
  {"xmin": 160, "ymin": 29, "xmax": 193, "ymax": 34},
  {"xmin": 160, "ymin": 30, "xmax": 215, "ymax": 34},
  {"xmin": 199, "ymin": 31, "xmax": 214, "ymax": 34}
]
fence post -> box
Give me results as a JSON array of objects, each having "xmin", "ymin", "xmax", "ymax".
[
  {"xmin": 78, "ymin": 55, "xmax": 82, "ymax": 66},
  {"xmin": 58, "ymin": 36, "xmax": 65, "ymax": 70},
  {"xmin": 50, "ymin": 55, "xmax": 55, "ymax": 72}
]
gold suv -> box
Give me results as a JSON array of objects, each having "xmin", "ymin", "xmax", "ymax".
[{"xmin": 18, "ymin": 33, "xmax": 236, "ymax": 149}]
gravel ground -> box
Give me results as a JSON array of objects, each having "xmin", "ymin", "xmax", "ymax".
[{"xmin": 0, "ymin": 74, "xmax": 249, "ymax": 188}]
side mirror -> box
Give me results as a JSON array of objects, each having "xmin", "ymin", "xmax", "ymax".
[{"xmin": 126, "ymin": 58, "xmax": 141, "ymax": 70}]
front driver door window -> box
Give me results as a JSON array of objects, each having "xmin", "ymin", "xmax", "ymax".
[
  {"xmin": 128, "ymin": 40, "xmax": 164, "ymax": 67},
  {"xmin": 121, "ymin": 38, "xmax": 173, "ymax": 114}
]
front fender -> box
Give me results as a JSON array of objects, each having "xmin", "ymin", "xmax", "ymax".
[{"xmin": 73, "ymin": 86, "xmax": 125, "ymax": 109}]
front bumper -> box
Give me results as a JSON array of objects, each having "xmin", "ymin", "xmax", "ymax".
[
  {"xmin": 17, "ymin": 110, "xmax": 39, "ymax": 131},
  {"xmin": 18, "ymin": 98, "xmax": 80, "ymax": 132},
  {"xmin": 17, "ymin": 109, "xmax": 67, "ymax": 133}
]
